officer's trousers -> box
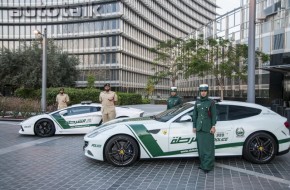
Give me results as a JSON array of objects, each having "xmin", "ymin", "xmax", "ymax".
[
  {"xmin": 102, "ymin": 109, "xmax": 116, "ymax": 123},
  {"xmin": 196, "ymin": 131, "xmax": 215, "ymax": 171}
]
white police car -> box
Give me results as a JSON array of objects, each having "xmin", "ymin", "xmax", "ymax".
[
  {"xmin": 19, "ymin": 102, "xmax": 144, "ymax": 137},
  {"xmin": 83, "ymin": 100, "xmax": 290, "ymax": 166}
]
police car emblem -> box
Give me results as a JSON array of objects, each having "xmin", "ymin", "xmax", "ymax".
[
  {"xmin": 236, "ymin": 128, "xmax": 245, "ymax": 137},
  {"xmin": 162, "ymin": 130, "xmax": 168, "ymax": 135}
]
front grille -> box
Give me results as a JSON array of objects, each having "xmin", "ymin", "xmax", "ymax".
[{"xmin": 83, "ymin": 141, "xmax": 88, "ymax": 150}]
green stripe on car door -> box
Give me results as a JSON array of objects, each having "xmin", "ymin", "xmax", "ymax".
[
  {"xmin": 128, "ymin": 124, "xmax": 290, "ymax": 157},
  {"xmin": 51, "ymin": 113, "xmax": 71, "ymax": 129},
  {"xmin": 128, "ymin": 124, "xmax": 198, "ymax": 157},
  {"xmin": 128, "ymin": 124, "xmax": 164, "ymax": 157}
]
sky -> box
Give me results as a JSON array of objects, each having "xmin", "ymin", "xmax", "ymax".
[{"xmin": 216, "ymin": 0, "xmax": 241, "ymax": 15}]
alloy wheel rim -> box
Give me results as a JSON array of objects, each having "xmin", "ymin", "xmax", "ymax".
[
  {"xmin": 249, "ymin": 136, "xmax": 274, "ymax": 162},
  {"xmin": 109, "ymin": 139, "xmax": 135, "ymax": 165}
]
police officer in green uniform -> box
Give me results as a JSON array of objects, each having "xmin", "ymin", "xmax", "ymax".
[
  {"xmin": 167, "ymin": 87, "xmax": 182, "ymax": 110},
  {"xmin": 192, "ymin": 84, "xmax": 217, "ymax": 174}
]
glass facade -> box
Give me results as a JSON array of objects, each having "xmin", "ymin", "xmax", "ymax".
[
  {"xmin": 0, "ymin": 0, "xmax": 217, "ymax": 95},
  {"xmin": 178, "ymin": 0, "xmax": 290, "ymax": 100}
]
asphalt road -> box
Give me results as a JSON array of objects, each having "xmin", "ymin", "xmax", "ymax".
[{"xmin": 1, "ymin": 104, "xmax": 290, "ymax": 190}]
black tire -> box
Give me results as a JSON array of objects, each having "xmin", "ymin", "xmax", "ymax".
[
  {"xmin": 104, "ymin": 135, "xmax": 139, "ymax": 166},
  {"xmin": 243, "ymin": 132, "xmax": 277, "ymax": 164},
  {"xmin": 34, "ymin": 119, "xmax": 56, "ymax": 137}
]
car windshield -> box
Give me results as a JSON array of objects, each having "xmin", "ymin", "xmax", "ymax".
[{"xmin": 154, "ymin": 103, "xmax": 193, "ymax": 122}]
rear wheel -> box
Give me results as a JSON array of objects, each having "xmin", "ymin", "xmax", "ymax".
[
  {"xmin": 243, "ymin": 132, "xmax": 277, "ymax": 164},
  {"xmin": 105, "ymin": 135, "xmax": 139, "ymax": 166},
  {"xmin": 34, "ymin": 119, "xmax": 55, "ymax": 137}
]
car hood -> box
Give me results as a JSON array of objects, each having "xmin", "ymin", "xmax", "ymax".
[
  {"xmin": 85, "ymin": 116, "xmax": 159, "ymax": 138},
  {"xmin": 101, "ymin": 116, "xmax": 155, "ymax": 127}
]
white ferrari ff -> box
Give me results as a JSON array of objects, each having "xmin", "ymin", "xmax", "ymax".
[
  {"xmin": 19, "ymin": 102, "xmax": 144, "ymax": 137},
  {"xmin": 83, "ymin": 100, "xmax": 290, "ymax": 166}
]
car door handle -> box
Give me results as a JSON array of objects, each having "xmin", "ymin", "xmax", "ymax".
[{"xmin": 146, "ymin": 129, "xmax": 160, "ymax": 134}]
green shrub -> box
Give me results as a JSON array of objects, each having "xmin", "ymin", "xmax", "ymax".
[
  {"xmin": 154, "ymin": 99, "xmax": 167, "ymax": 105},
  {"xmin": 15, "ymin": 88, "xmax": 143, "ymax": 106},
  {"xmin": 15, "ymin": 88, "xmax": 101, "ymax": 106},
  {"xmin": 2, "ymin": 89, "xmax": 144, "ymax": 118},
  {"xmin": 117, "ymin": 93, "xmax": 142, "ymax": 105},
  {"xmin": 15, "ymin": 88, "xmax": 38, "ymax": 99},
  {"xmin": 142, "ymin": 98, "xmax": 151, "ymax": 104}
]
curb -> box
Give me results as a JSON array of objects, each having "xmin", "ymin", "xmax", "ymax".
[{"xmin": 0, "ymin": 118, "xmax": 24, "ymax": 122}]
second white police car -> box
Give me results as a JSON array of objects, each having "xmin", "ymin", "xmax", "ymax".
[{"xmin": 19, "ymin": 102, "xmax": 144, "ymax": 137}]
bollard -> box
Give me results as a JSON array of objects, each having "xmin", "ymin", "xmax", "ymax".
[
  {"xmin": 271, "ymin": 104, "xmax": 278, "ymax": 113},
  {"xmin": 277, "ymin": 106, "xmax": 284, "ymax": 116}
]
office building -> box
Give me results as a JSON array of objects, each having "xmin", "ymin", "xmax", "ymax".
[
  {"xmin": 178, "ymin": 0, "xmax": 290, "ymax": 103},
  {"xmin": 0, "ymin": 0, "xmax": 217, "ymax": 96}
]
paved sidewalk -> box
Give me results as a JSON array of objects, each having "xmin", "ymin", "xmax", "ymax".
[{"xmin": 1, "ymin": 104, "xmax": 290, "ymax": 189}]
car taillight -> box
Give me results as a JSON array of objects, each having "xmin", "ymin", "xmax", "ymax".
[{"xmin": 284, "ymin": 121, "xmax": 290, "ymax": 128}]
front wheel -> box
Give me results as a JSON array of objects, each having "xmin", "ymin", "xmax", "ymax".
[
  {"xmin": 104, "ymin": 135, "xmax": 139, "ymax": 166},
  {"xmin": 243, "ymin": 132, "xmax": 277, "ymax": 164},
  {"xmin": 34, "ymin": 119, "xmax": 56, "ymax": 137}
]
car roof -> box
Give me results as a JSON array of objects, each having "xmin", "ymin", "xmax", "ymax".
[
  {"xmin": 187, "ymin": 100, "xmax": 269, "ymax": 110},
  {"xmin": 70, "ymin": 103, "xmax": 102, "ymax": 107}
]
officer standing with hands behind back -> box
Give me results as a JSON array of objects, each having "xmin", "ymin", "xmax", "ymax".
[
  {"xmin": 192, "ymin": 84, "xmax": 217, "ymax": 174},
  {"xmin": 167, "ymin": 87, "xmax": 182, "ymax": 110}
]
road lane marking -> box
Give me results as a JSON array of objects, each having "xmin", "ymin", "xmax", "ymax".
[
  {"xmin": 0, "ymin": 137, "xmax": 63, "ymax": 155},
  {"xmin": 216, "ymin": 163, "xmax": 290, "ymax": 185},
  {"xmin": 0, "ymin": 121, "xmax": 21, "ymax": 125}
]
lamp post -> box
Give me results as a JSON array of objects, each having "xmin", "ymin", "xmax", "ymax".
[
  {"xmin": 247, "ymin": 0, "xmax": 256, "ymax": 103},
  {"xmin": 34, "ymin": 28, "xmax": 47, "ymax": 113}
]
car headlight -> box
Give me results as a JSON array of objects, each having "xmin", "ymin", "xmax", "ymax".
[{"xmin": 86, "ymin": 125, "xmax": 117, "ymax": 138}]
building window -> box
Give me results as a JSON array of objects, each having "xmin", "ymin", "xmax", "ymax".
[
  {"xmin": 106, "ymin": 53, "xmax": 111, "ymax": 64},
  {"xmin": 112, "ymin": 53, "xmax": 117, "ymax": 63},
  {"xmin": 273, "ymin": 33, "xmax": 284, "ymax": 50},
  {"xmin": 100, "ymin": 54, "xmax": 105, "ymax": 64},
  {"xmin": 286, "ymin": 31, "xmax": 290, "ymax": 49},
  {"xmin": 262, "ymin": 36, "xmax": 271, "ymax": 52}
]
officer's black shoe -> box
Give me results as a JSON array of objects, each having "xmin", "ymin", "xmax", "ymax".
[{"xmin": 198, "ymin": 166, "xmax": 202, "ymax": 170}]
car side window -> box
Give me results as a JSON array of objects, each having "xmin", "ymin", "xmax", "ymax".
[
  {"xmin": 90, "ymin": 107, "xmax": 101, "ymax": 112},
  {"xmin": 228, "ymin": 105, "xmax": 261, "ymax": 120},
  {"xmin": 216, "ymin": 104, "xmax": 228, "ymax": 121},
  {"xmin": 66, "ymin": 106, "xmax": 92, "ymax": 116},
  {"xmin": 175, "ymin": 110, "xmax": 193, "ymax": 122}
]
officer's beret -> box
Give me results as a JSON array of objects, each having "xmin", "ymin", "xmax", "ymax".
[
  {"xmin": 199, "ymin": 84, "xmax": 209, "ymax": 91},
  {"xmin": 170, "ymin": 87, "xmax": 177, "ymax": 92}
]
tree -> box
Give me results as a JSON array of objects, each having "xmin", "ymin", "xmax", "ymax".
[
  {"xmin": 150, "ymin": 38, "xmax": 182, "ymax": 87},
  {"xmin": 0, "ymin": 40, "xmax": 80, "ymax": 90},
  {"xmin": 87, "ymin": 74, "xmax": 96, "ymax": 89},
  {"xmin": 151, "ymin": 36, "xmax": 269, "ymax": 99},
  {"xmin": 144, "ymin": 78, "xmax": 155, "ymax": 99},
  {"xmin": 181, "ymin": 36, "xmax": 269, "ymax": 99}
]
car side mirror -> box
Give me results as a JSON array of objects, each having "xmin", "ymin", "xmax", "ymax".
[
  {"xmin": 59, "ymin": 110, "xmax": 68, "ymax": 116},
  {"xmin": 179, "ymin": 115, "xmax": 192, "ymax": 122}
]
